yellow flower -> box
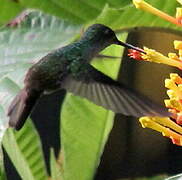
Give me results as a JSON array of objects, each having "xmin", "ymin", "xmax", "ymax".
[
  {"xmin": 131, "ymin": 0, "xmax": 182, "ymax": 146},
  {"xmin": 140, "ymin": 117, "xmax": 182, "ymax": 146},
  {"xmin": 128, "ymin": 40, "xmax": 182, "ymax": 146},
  {"xmin": 139, "ymin": 73, "xmax": 182, "ymax": 146},
  {"xmin": 133, "ymin": 0, "xmax": 182, "ymax": 27},
  {"xmin": 176, "ymin": 8, "xmax": 182, "ymax": 19},
  {"xmin": 128, "ymin": 41, "xmax": 182, "ymax": 70},
  {"xmin": 142, "ymin": 47, "xmax": 182, "ymax": 69},
  {"xmin": 176, "ymin": 8, "xmax": 182, "ymax": 25}
]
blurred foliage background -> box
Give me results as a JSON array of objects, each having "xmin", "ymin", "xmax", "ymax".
[{"xmin": 0, "ymin": 0, "xmax": 182, "ymax": 180}]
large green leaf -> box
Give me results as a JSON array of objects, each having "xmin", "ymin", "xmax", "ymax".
[
  {"xmin": 0, "ymin": 0, "xmax": 180, "ymax": 31},
  {"xmin": 0, "ymin": 0, "xmax": 23, "ymax": 25},
  {"xmin": 0, "ymin": 0, "xmax": 132, "ymax": 26},
  {"xmin": 0, "ymin": 9, "xmax": 80, "ymax": 120},
  {"xmin": 108, "ymin": 0, "xmax": 132, "ymax": 8},
  {"xmin": 3, "ymin": 129, "xmax": 35, "ymax": 180},
  {"xmin": 94, "ymin": 0, "xmax": 179, "ymax": 30},
  {"xmin": 0, "ymin": 11, "xmax": 80, "ymax": 65},
  {"xmin": 61, "ymin": 33, "xmax": 127, "ymax": 180}
]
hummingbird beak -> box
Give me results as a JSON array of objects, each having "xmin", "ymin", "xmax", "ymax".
[{"xmin": 115, "ymin": 40, "xmax": 146, "ymax": 54}]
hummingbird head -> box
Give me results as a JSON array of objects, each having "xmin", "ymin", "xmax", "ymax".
[
  {"xmin": 81, "ymin": 24, "xmax": 121, "ymax": 48},
  {"xmin": 80, "ymin": 24, "xmax": 145, "ymax": 56}
]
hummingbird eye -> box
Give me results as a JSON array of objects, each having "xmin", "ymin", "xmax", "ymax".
[
  {"xmin": 104, "ymin": 29, "xmax": 110, "ymax": 35},
  {"xmin": 103, "ymin": 28, "xmax": 116, "ymax": 39}
]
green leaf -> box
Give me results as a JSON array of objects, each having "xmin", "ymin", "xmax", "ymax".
[
  {"xmin": 0, "ymin": 0, "xmax": 180, "ymax": 31},
  {"xmin": 50, "ymin": 148, "xmax": 63, "ymax": 180},
  {"xmin": 3, "ymin": 121, "xmax": 48, "ymax": 180},
  {"xmin": 61, "ymin": 33, "xmax": 127, "ymax": 180},
  {"xmin": 0, "ymin": 11, "xmax": 80, "ymax": 65},
  {"xmin": 0, "ymin": 0, "xmax": 23, "ymax": 26},
  {"xmin": 108, "ymin": 0, "xmax": 132, "ymax": 8},
  {"xmin": 0, "ymin": 0, "xmax": 106, "ymax": 23},
  {"xmin": 94, "ymin": 0, "xmax": 179, "ymax": 30},
  {"xmin": 13, "ymin": 120, "xmax": 48, "ymax": 180},
  {"xmin": 2, "ymin": 128, "xmax": 36, "ymax": 180},
  {"xmin": 0, "ymin": 0, "xmax": 133, "ymax": 26}
]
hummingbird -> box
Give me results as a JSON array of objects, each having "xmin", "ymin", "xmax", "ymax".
[{"xmin": 8, "ymin": 24, "xmax": 170, "ymax": 130}]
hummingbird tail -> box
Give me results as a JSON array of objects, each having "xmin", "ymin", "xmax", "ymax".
[{"xmin": 8, "ymin": 88, "xmax": 41, "ymax": 130}]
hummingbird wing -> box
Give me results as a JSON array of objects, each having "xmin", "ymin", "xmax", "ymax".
[{"xmin": 62, "ymin": 64, "xmax": 170, "ymax": 117}]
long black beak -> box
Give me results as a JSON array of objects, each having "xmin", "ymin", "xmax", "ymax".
[{"xmin": 116, "ymin": 40, "xmax": 146, "ymax": 54}]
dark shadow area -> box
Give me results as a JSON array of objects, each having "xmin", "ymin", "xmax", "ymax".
[{"xmin": 30, "ymin": 89, "xmax": 66, "ymax": 173}]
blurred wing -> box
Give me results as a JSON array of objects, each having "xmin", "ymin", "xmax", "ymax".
[{"xmin": 62, "ymin": 64, "xmax": 170, "ymax": 117}]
